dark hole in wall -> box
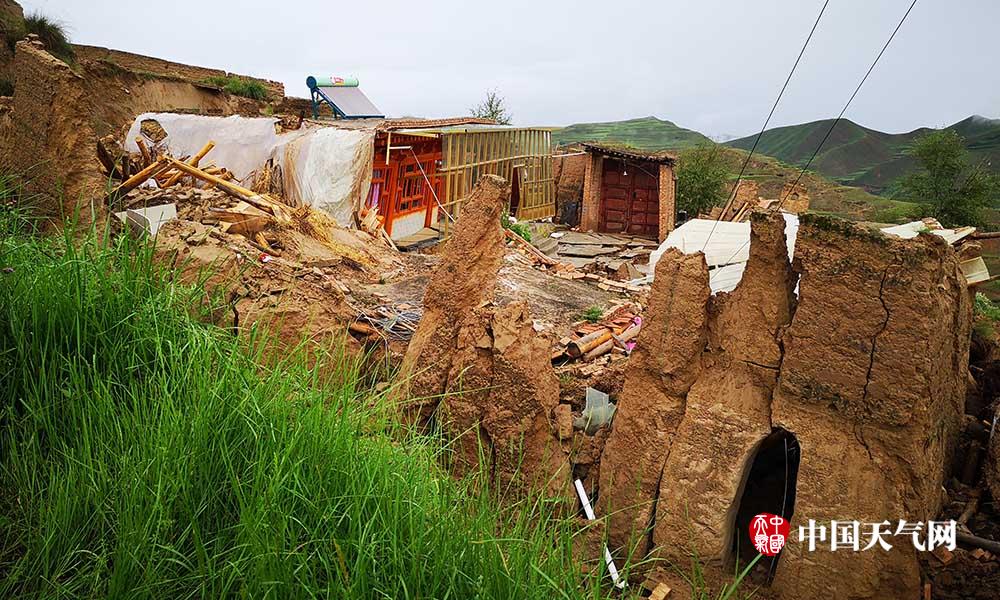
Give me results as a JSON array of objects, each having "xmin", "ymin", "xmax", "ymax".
[{"xmin": 731, "ymin": 428, "xmax": 800, "ymax": 585}]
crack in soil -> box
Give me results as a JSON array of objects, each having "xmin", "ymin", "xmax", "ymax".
[{"xmin": 861, "ymin": 263, "xmax": 896, "ymax": 406}]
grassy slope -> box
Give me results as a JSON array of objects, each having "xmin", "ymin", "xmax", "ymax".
[
  {"xmin": 716, "ymin": 146, "xmax": 920, "ymax": 223},
  {"xmin": 551, "ymin": 116, "xmax": 917, "ymax": 222},
  {"xmin": 0, "ymin": 212, "xmax": 614, "ymax": 598},
  {"xmin": 726, "ymin": 116, "xmax": 1000, "ymax": 194},
  {"xmin": 552, "ymin": 116, "xmax": 713, "ymax": 151}
]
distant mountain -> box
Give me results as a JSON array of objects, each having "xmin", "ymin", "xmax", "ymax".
[
  {"xmin": 725, "ymin": 116, "xmax": 1000, "ymax": 195},
  {"xmin": 552, "ymin": 116, "xmax": 712, "ymax": 151}
]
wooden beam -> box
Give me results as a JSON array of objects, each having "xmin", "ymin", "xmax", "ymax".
[
  {"xmin": 164, "ymin": 157, "xmax": 292, "ymax": 225},
  {"xmin": 135, "ymin": 138, "xmax": 152, "ymax": 167},
  {"xmin": 162, "ymin": 141, "xmax": 215, "ymax": 188},
  {"xmin": 111, "ymin": 157, "xmax": 170, "ymax": 197}
]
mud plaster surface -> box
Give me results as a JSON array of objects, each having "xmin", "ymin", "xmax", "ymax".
[{"xmin": 597, "ymin": 212, "xmax": 971, "ymax": 600}]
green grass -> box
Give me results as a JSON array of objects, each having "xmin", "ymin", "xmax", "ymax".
[
  {"xmin": 0, "ymin": 209, "xmax": 620, "ymax": 598},
  {"xmin": 553, "ymin": 116, "xmax": 712, "ymax": 151},
  {"xmin": 23, "ymin": 12, "xmax": 74, "ymax": 64},
  {"xmin": 579, "ymin": 306, "xmax": 604, "ymax": 324},
  {"xmin": 204, "ymin": 75, "xmax": 269, "ymax": 101}
]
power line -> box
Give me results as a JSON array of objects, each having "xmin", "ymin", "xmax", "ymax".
[
  {"xmin": 709, "ymin": 0, "xmax": 920, "ymax": 284},
  {"xmin": 700, "ymin": 0, "xmax": 831, "ymax": 252},
  {"xmin": 776, "ymin": 0, "xmax": 919, "ymax": 210}
]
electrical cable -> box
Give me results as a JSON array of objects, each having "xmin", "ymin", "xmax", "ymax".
[{"xmin": 699, "ymin": 0, "xmax": 831, "ymax": 251}]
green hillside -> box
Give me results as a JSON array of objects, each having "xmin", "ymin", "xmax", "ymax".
[
  {"xmin": 726, "ymin": 116, "xmax": 1000, "ymax": 195},
  {"xmin": 552, "ymin": 116, "xmax": 915, "ymax": 222},
  {"xmin": 552, "ymin": 116, "xmax": 712, "ymax": 150}
]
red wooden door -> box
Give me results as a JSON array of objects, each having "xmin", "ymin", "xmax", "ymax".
[
  {"xmin": 599, "ymin": 159, "xmax": 659, "ymax": 238},
  {"xmin": 628, "ymin": 167, "xmax": 659, "ymax": 238}
]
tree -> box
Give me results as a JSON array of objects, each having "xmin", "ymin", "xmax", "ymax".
[
  {"xmin": 470, "ymin": 89, "xmax": 512, "ymax": 125},
  {"xmin": 676, "ymin": 144, "xmax": 730, "ymax": 216},
  {"xmin": 898, "ymin": 130, "xmax": 1000, "ymax": 227}
]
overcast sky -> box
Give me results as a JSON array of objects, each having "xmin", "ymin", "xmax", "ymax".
[{"xmin": 21, "ymin": 0, "xmax": 1000, "ymax": 138}]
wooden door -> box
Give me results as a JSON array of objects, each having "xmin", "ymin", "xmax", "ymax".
[
  {"xmin": 628, "ymin": 167, "xmax": 659, "ymax": 238},
  {"xmin": 599, "ymin": 159, "xmax": 659, "ymax": 238}
]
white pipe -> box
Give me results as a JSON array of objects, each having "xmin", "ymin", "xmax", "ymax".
[{"xmin": 574, "ymin": 479, "xmax": 626, "ymax": 589}]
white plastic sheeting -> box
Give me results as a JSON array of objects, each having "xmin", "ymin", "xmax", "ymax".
[
  {"xmin": 648, "ymin": 213, "xmax": 799, "ymax": 294},
  {"xmin": 272, "ymin": 127, "xmax": 373, "ymax": 227},
  {"xmin": 124, "ymin": 113, "xmax": 374, "ymax": 228},
  {"xmin": 125, "ymin": 113, "xmax": 289, "ymax": 180}
]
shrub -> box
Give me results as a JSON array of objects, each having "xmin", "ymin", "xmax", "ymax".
[
  {"xmin": 500, "ymin": 205, "xmax": 532, "ymax": 242},
  {"xmin": 580, "ymin": 306, "xmax": 604, "ymax": 323},
  {"xmin": 204, "ymin": 75, "xmax": 269, "ymax": 101},
  {"xmin": 23, "ymin": 12, "xmax": 74, "ymax": 64}
]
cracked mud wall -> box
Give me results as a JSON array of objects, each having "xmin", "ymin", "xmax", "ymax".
[
  {"xmin": 651, "ymin": 212, "xmax": 795, "ymax": 566},
  {"xmin": 2, "ymin": 40, "xmax": 247, "ymax": 227},
  {"xmin": 399, "ymin": 175, "xmax": 568, "ymax": 495},
  {"xmin": 3, "ymin": 41, "xmax": 102, "ymax": 225},
  {"xmin": 398, "ymin": 175, "xmax": 509, "ymax": 423},
  {"xmin": 596, "ymin": 247, "xmax": 710, "ymax": 554},
  {"xmin": 769, "ymin": 215, "xmax": 970, "ymax": 600},
  {"xmin": 597, "ymin": 212, "xmax": 970, "ymax": 599}
]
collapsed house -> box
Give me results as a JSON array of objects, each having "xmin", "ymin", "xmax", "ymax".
[
  {"xmin": 404, "ymin": 190, "xmax": 978, "ymax": 597},
  {"xmin": 118, "ymin": 111, "xmax": 556, "ymax": 244},
  {"xmin": 3, "ymin": 7, "xmax": 996, "ymax": 596}
]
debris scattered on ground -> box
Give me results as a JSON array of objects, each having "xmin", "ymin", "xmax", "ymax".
[
  {"xmin": 351, "ymin": 303, "xmax": 422, "ymax": 342},
  {"xmin": 551, "ymin": 305, "xmax": 641, "ymax": 365},
  {"xmin": 502, "ymin": 229, "xmax": 654, "ymax": 296}
]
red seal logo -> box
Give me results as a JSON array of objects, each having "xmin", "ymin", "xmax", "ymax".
[{"xmin": 751, "ymin": 513, "xmax": 789, "ymax": 556}]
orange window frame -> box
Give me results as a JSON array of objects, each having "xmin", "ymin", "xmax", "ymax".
[{"xmin": 371, "ymin": 137, "xmax": 442, "ymax": 236}]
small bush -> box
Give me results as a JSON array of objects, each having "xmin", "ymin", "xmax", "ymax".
[
  {"xmin": 975, "ymin": 293, "xmax": 1000, "ymax": 321},
  {"xmin": 580, "ymin": 306, "xmax": 604, "ymax": 323},
  {"xmin": 500, "ymin": 205, "xmax": 532, "ymax": 242},
  {"xmin": 204, "ymin": 75, "xmax": 268, "ymax": 101},
  {"xmin": 0, "ymin": 78, "xmax": 12, "ymax": 96},
  {"xmin": 23, "ymin": 12, "xmax": 74, "ymax": 64}
]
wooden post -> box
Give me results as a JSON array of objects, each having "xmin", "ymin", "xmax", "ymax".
[
  {"xmin": 162, "ymin": 142, "xmax": 216, "ymax": 188},
  {"xmin": 111, "ymin": 157, "xmax": 170, "ymax": 197}
]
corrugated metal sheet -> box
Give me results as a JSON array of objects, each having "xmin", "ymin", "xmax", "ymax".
[
  {"xmin": 655, "ymin": 219, "xmax": 751, "ymax": 267},
  {"xmin": 649, "ymin": 213, "xmax": 800, "ymax": 294},
  {"xmin": 880, "ymin": 221, "xmax": 976, "ymax": 245},
  {"xmin": 707, "ymin": 263, "xmax": 746, "ymax": 294}
]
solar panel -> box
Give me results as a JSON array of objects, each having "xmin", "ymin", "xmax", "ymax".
[{"xmin": 318, "ymin": 86, "xmax": 383, "ymax": 118}]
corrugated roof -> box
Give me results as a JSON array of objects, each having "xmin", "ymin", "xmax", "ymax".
[
  {"xmin": 580, "ymin": 142, "xmax": 677, "ymax": 165},
  {"xmin": 647, "ymin": 213, "xmax": 799, "ymax": 294},
  {"xmin": 390, "ymin": 123, "xmax": 556, "ymax": 136}
]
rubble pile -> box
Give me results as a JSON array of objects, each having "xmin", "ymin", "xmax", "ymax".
[{"xmin": 97, "ymin": 136, "xmax": 418, "ymax": 361}]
